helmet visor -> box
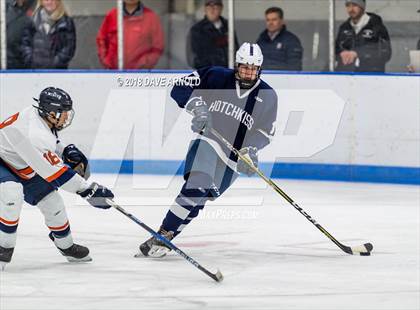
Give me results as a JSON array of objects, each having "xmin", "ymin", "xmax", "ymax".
[{"xmin": 56, "ymin": 109, "xmax": 75, "ymax": 130}]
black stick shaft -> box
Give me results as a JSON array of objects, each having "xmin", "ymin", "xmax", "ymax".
[
  {"xmin": 107, "ymin": 200, "xmax": 223, "ymax": 282},
  {"xmin": 209, "ymin": 128, "xmax": 351, "ymax": 254}
]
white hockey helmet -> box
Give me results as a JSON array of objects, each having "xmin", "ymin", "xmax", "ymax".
[
  {"xmin": 235, "ymin": 42, "xmax": 264, "ymax": 67},
  {"xmin": 235, "ymin": 43, "xmax": 263, "ymax": 88}
]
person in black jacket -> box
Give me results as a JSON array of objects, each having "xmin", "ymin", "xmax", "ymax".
[
  {"xmin": 188, "ymin": 0, "xmax": 238, "ymax": 69},
  {"xmin": 256, "ymin": 7, "xmax": 303, "ymax": 71},
  {"xmin": 408, "ymin": 9, "xmax": 420, "ymax": 73},
  {"xmin": 417, "ymin": 9, "xmax": 420, "ymax": 50},
  {"xmin": 6, "ymin": 0, "xmax": 35, "ymax": 69},
  {"xmin": 335, "ymin": 0, "xmax": 391, "ymax": 72},
  {"xmin": 21, "ymin": 0, "xmax": 76, "ymax": 69}
]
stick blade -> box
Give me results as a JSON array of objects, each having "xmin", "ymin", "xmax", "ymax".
[
  {"xmin": 351, "ymin": 242, "xmax": 373, "ymax": 256},
  {"xmin": 213, "ymin": 269, "xmax": 224, "ymax": 282}
]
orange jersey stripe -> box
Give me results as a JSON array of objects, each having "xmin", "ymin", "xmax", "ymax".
[
  {"xmin": 0, "ymin": 217, "xmax": 19, "ymax": 226},
  {"xmin": 18, "ymin": 166, "xmax": 34, "ymax": 174},
  {"xmin": 4, "ymin": 162, "xmax": 34, "ymax": 180},
  {"xmin": 46, "ymin": 166, "xmax": 69, "ymax": 183},
  {"xmin": 48, "ymin": 220, "xmax": 69, "ymax": 231}
]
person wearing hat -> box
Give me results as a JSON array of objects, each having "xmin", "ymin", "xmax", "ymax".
[
  {"xmin": 335, "ymin": 0, "xmax": 392, "ymax": 72},
  {"xmin": 187, "ymin": 0, "xmax": 238, "ymax": 69}
]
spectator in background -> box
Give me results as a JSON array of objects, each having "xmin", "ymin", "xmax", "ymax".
[
  {"xmin": 21, "ymin": 0, "xmax": 75, "ymax": 69},
  {"xmin": 6, "ymin": 0, "xmax": 35, "ymax": 69},
  {"xmin": 96, "ymin": 0, "xmax": 164, "ymax": 70},
  {"xmin": 256, "ymin": 7, "xmax": 303, "ymax": 71},
  {"xmin": 188, "ymin": 0, "xmax": 238, "ymax": 69},
  {"xmin": 417, "ymin": 9, "xmax": 420, "ymax": 50},
  {"xmin": 408, "ymin": 9, "xmax": 420, "ymax": 73},
  {"xmin": 335, "ymin": 0, "xmax": 391, "ymax": 72}
]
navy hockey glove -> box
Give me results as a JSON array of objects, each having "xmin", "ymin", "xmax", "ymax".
[
  {"xmin": 237, "ymin": 147, "xmax": 258, "ymax": 176},
  {"xmin": 63, "ymin": 144, "xmax": 90, "ymax": 180},
  {"xmin": 78, "ymin": 183, "xmax": 114, "ymax": 209},
  {"xmin": 187, "ymin": 98, "xmax": 212, "ymax": 133}
]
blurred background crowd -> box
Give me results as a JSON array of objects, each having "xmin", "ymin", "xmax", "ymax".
[{"xmin": 2, "ymin": 0, "xmax": 420, "ymax": 72}]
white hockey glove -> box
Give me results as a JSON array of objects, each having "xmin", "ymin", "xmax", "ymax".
[{"xmin": 237, "ymin": 147, "xmax": 258, "ymax": 176}]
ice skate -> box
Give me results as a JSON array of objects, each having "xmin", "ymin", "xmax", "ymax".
[
  {"xmin": 136, "ymin": 228, "xmax": 174, "ymax": 258},
  {"xmin": 49, "ymin": 233, "xmax": 92, "ymax": 262},
  {"xmin": 0, "ymin": 246, "xmax": 14, "ymax": 271},
  {"xmin": 58, "ymin": 243, "xmax": 92, "ymax": 262}
]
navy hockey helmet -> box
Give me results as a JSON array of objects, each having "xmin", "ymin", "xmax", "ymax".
[{"xmin": 33, "ymin": 87, "xmax": 74, "ymax": 130}]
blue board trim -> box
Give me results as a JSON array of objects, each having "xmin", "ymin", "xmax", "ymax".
[
  {"xmin": 89, "ymin": 160, "xmax": 419, "ymax": 185},
  {"xmin": 1, "ymin": 69, "xmax": 419, "ymax": 77}
]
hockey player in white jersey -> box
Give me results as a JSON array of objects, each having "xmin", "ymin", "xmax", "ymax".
[{"xmin": 0, "ymin": 87, "xmax": 115, "ymax": 269}]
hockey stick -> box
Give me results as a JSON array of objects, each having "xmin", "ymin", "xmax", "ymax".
[
  {"xmin": 106, "ymin": 199, "xmax": 224, "ymax": 282},
  {"xmin": 209, "ymin": 128, "xmax": 373, "ymax": 256}
]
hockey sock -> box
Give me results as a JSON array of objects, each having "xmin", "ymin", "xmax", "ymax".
[
  {"xmin": 162, "ymin": 172, "xmax": 211, "ymax": 234},
  {"xmin": 0, "ymin": 182, "xmax": 24, "ymax": 248},
  {"xmin": 173, "ymin": 206, "xmax": 203, "ymax": 237},
  {"xmin": 37, "ymin": 192, "xmax": 74, "ymax": 249}
]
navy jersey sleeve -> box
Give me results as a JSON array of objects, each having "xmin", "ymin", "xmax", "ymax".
[
  {"xmin": 170, "ymin": 67, "xmax": 213, "ymax": 109},
  {"xmin": 245, "ymin": 88, "xmax": 278, "ymax": 150},
  {"xmin": 170, "ymin": 66, "xmax": 232, "ymax": 111}
]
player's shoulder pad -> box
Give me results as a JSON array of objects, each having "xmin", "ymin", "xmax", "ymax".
[
  {"xmin": 196, "ymin": 66, "xmax": 234, "ymax": 88},
  {"xmin": 198, "ymin": 66, "xmax": 234, "ymax": 77},
  {"xmin": 258, "ymin": 78, "xmax": 274, "ymax": 90},
  {"xmin": 29, "ymin": 129, "xmax": 55, "ymax": 153},
  {"xmin": 28, "ymin": 110, "xmax": 57, "ymax": 151},
  {"xmin": 198, "ymin": 66, "xmax": 235, "ymax": 84},
  {"xmin": 257, "ymin": 79, "xmax": 278, "ymax": 104},
  {"xmin": 258, "ymin": 79, "xmax": 277, "ymax": 95},
  {"xmin": 210, "ymin": 66, "xmax": 234, "ymax": 75}
]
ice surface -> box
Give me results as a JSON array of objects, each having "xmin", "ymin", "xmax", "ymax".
[{"xmin": 1, "ymin": 174, "xmax": 419, "ymax": 310}]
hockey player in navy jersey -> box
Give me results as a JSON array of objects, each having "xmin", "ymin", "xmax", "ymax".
[{"xmin": 138, "ymin": 42, "xmax": 278, "ymax": 258}]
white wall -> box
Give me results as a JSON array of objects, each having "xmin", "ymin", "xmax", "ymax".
[
  {"xmin": 63, "ymin": 0, "xmax": 420, "ymax": 21},
  {"xmin": 232, "ymin": 0, "xmax": 420, "ymax": 21},
  {"xmin": 0, "ymin": 72, "xmax": 418, "ymax": 169}
]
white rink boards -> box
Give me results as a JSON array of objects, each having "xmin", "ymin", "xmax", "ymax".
[{"xmin": 1, "ymin": 174, "xmax": 419, "ymax": 310}]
